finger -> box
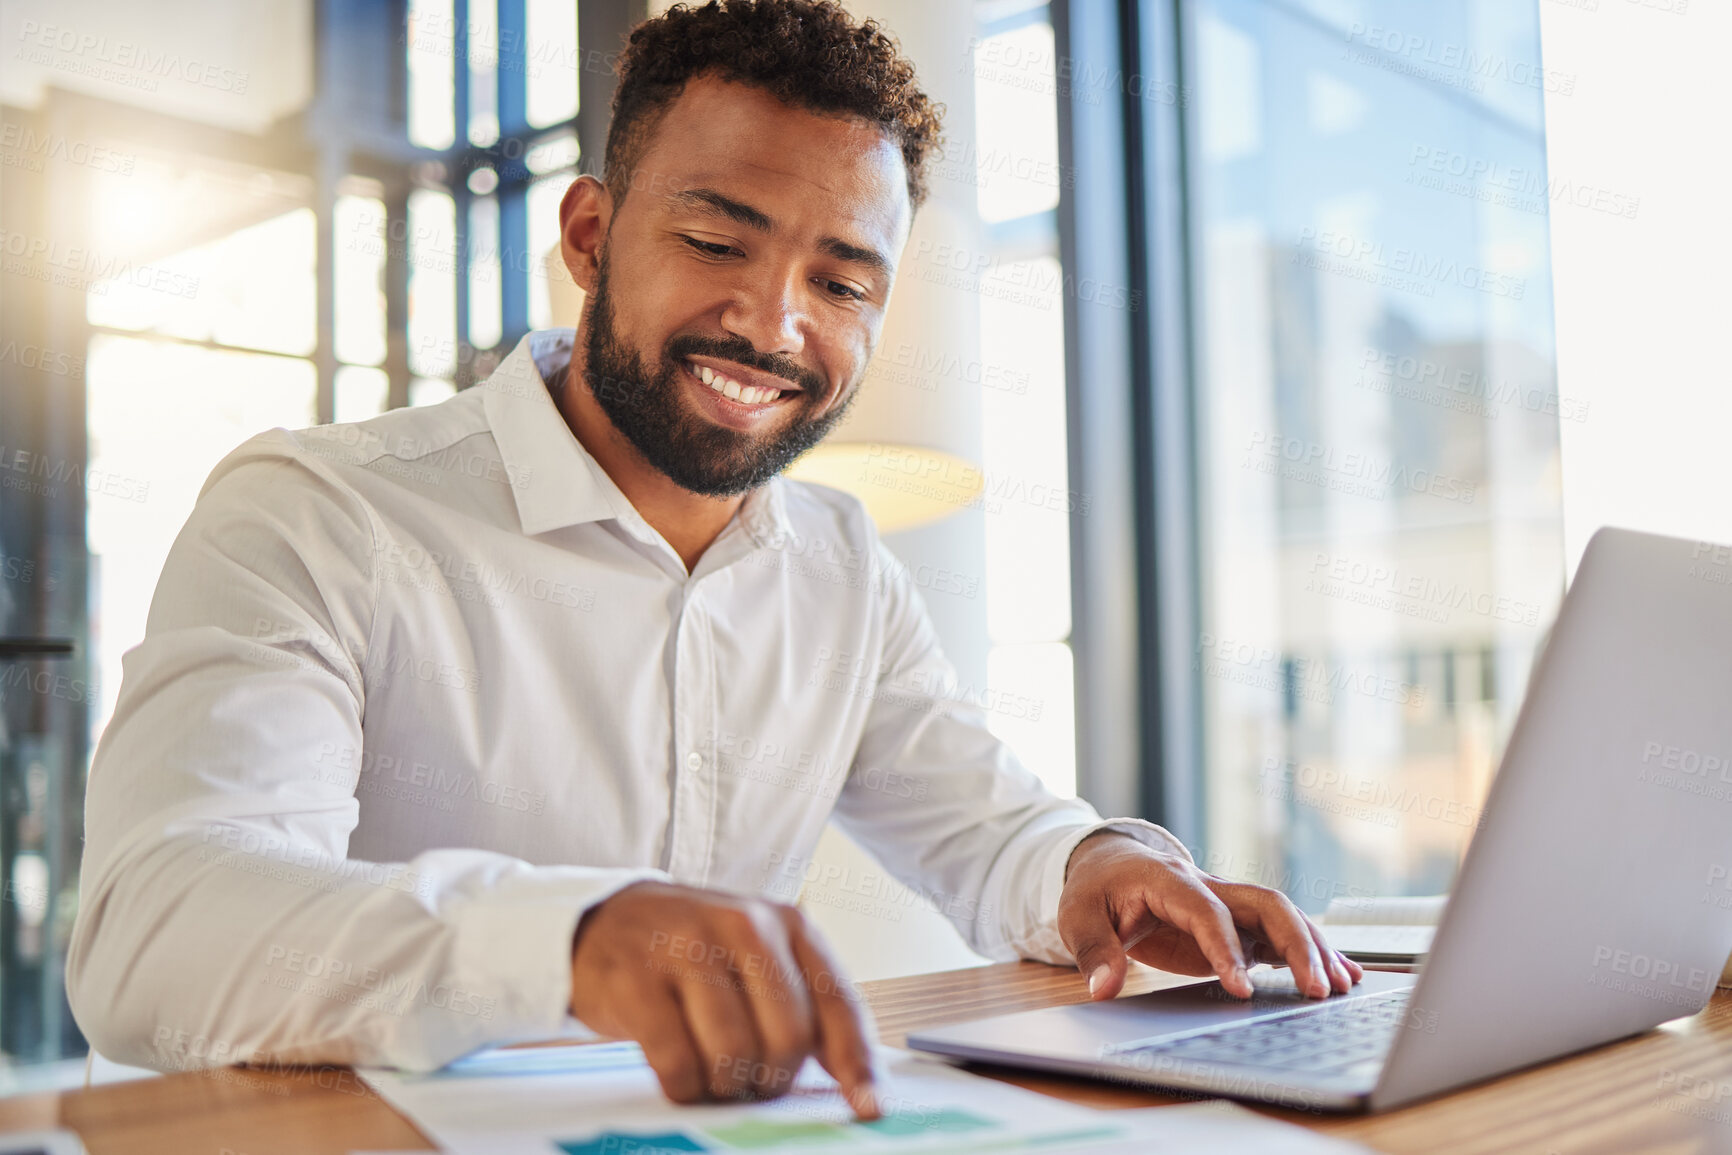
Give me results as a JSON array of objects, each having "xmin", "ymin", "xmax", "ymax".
[
  {"xmin": 1056, "ymin": 893, "xmax": 1130, "ymax": 1001},
  {"xmin": 1153, "ymin": 880, "xmax": 1251, "ymax": 998},
  {"xmin": 1313, "ymin": 922, "xmax": 1365, "ymax": 984},
  {"xmin": 1260, "ymin": 916, "xmax": 1348, "ymax": 994},
  {"xmin": 737, "ymin": 909, "xmax": 818, "ymax": 1098},
  {"xmin": 1214, "ymin": 883, "xmax": 1328, "ymax": 998},
  {"xmin": 676, "ymin": 974, "xmax": 765, "ymax": 1101},
  {"xmin": 1124, "ymin": 923, "xmax": 1218, "ymax": 977},
  {"xmin": 1305, "ymin": 920, "xmax": 1365, "ymax": 987},
  {"xmin": 629, "ymin": 980, "xmax": 708, "ymax": 1105},
  {"xmin": 785, "ymin": 915, "xmax": 881, "ymax": 1120},
  {"xmin": 1247, "ymin": 936, "xmax": 1355, "ymax": 995},
  {"xmin": 1298, "ymin": 916, "xmax": 1358, "ymax": 993}
]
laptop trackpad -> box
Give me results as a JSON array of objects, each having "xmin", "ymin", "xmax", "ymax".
[{"xmin": 910, "ymin": 969, "xmax": 1418, "ymax": 1062}]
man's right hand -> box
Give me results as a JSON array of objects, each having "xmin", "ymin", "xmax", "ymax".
[{"xmin": 570, "ymin": 881, "xmax": 880, "ymax": 1118}]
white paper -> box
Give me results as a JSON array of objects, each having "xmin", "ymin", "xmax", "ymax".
[
  {"xmin": 1110, "ymin": 1103, "xmax": 1382, "ymax": 1152},
  {"xmin": 361, "ymin": 1042, "xmax": 1378, "ymax": 1155}
]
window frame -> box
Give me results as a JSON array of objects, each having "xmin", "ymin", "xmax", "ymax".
[{"xmin": 1052, "ymin": 0, "xmax": 1203, "ymax": 837}]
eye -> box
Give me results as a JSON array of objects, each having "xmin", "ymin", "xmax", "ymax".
[
  {"xmin": 681, "ymin": 236, "xmax": 739, "ymax": 258},
  {"xmin": 819, "ymin": 279, "xmax": 866, "ymax": 302}
]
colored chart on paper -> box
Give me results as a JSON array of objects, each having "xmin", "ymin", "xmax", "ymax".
[
  {"xmin": 705, "ymin": 1107, "xmax": 992, "ymax": 1147},
  {"xmin": 555, "ymin": 1117, "xmax": 1125, "ymax": 1155},
  {"xmin": 362, "ymin": 1044, "xmax": 1380, "ymax": 1155},
  {"xmin": 559, "ymin": 1131, "xmax": 707, "ymax": 1155}
]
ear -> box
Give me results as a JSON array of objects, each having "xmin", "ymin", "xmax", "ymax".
[{"xmin": 559, "ymin": 175, "xmax": 611, "ymax": 294}]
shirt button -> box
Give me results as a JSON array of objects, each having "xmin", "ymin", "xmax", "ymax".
[{"xmin": 685, "ymin": 751, "xmax": 703, "ymax": 772}]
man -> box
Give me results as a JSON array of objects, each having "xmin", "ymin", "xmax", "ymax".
[{"xmin": 67, "ymin": 0, "xmax": 1358, "ymax": 1118}]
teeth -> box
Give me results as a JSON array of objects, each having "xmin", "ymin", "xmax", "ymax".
[
  {"xmin": 691, "ymin": 360, "xmax": 780, "ymax": 404},
  {"xmin": 693, "ymin": 362, "xmax": 727, "ymax": 394}
]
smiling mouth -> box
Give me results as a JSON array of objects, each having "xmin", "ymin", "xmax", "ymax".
[{"xmin": 686, "ymin": 359, "xmax": 796, "ymax": 406}]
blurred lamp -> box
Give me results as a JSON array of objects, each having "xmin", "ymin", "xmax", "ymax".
[{"xmin": 785, "ymin": 443, "xmax": 982, "ymax": 534}]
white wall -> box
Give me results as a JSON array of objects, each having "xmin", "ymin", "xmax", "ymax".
[
  {"xmin": 1538, "ymin": 0, "xmax": 1732, "ymax": 574},
  {"xmin": 0, "ymin": 0, "xmax": 312, "ymax": 131},
  {"xmin": 790, "ymin": 0, "xmax": 994, "ymax": 981}
]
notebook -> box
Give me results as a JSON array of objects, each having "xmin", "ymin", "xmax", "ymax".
[{"xmin": 1318, "ymin": 894, "xmax": 1445, "ymax": 967}]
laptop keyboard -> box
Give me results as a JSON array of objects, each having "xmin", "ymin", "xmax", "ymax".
[{"xmin": 1112, "ymin": 988, "xmax": 1411, "ymax": 1078}]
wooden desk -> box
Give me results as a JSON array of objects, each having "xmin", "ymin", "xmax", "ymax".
[{"xmin": 4, "ymin": 962, "xmax": 1731, "ymax": 1154}]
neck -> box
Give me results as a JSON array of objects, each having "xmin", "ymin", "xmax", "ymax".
[{"xmin": 551, "ymin": 345, "xmax": 744, "ymax": 573}]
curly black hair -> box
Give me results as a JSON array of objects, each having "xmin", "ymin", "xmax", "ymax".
[{"xmin": 604, "ymin": 0, "xmax": 945, "ymax": 210}]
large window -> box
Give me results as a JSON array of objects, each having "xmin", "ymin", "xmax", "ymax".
[
  {"xmin": 1163, "ymin": 0, "xmax": 1565, "ymax": 909},
  {"xmin": 1187, "ymin": 0, "xmax": 1563, "ymax": 910},
  {"xmin": 1054, "ymin": 0, "xmax": 1565, "ymax": 912},
  {"xmin": 0, "ymin": 0, "xmax": 585, "ymax": 1080},
  {"xmin": 82, "ymin": 1, "xmax": 582, "ymax": 774}
]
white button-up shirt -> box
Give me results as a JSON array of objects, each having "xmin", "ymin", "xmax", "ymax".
[{"xmin": 68, "ymin": 329, "xmax": 1184, "ymax": 1073}]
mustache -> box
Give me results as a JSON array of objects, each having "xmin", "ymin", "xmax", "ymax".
[{"xmin": 665, "ymin": 333, "xmax": 827, "ymax": 397}]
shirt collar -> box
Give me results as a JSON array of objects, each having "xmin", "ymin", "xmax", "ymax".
[
  {"xmin": 483, "ymin": 329, "xmax": 629, "ymax": 537},
  {"xmin": 740, "ymin": 468, "xmax": 793, "ymax": 548},
  {"xmin": 482, "ymin": 329, "xmax": 794, "ymax": 548}
]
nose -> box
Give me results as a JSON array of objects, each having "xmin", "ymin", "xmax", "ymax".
[{"xmin": 719, "ymin": 265, "xmax": 807, "ymax": 358}]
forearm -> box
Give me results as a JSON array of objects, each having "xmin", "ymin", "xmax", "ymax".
[
  {"xmin": 69, "ymin": 820, "xmax": 662, "ymax": 1072},
  {"xmin": 848, "ymin": 539, "xmax": 1195, "ymax": 962}
]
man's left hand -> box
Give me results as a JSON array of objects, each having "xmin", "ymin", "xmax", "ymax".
[{"xmin": 1058, "ymin": 831, "xmax": 1364, "ymax": 1001}]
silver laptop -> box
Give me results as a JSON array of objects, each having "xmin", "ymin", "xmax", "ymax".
[{"xmin": 909, "ymin": 527, "xmax": 1732, "ymax": 1112}]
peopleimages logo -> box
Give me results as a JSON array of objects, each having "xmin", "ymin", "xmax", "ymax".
[
  {"xmin": 1194, "ymin": 632, "xmax": 1427, "ymax": 708},
  {"xmin": 1587, "ymin": 945, "xmax": 1713, "ymax": 1006},
  {"xmin": 0, "ymin": 228, "xmax": 201, "ymax": 299},
  {"xmin": 0, "ymin": 444, "xmax": 150, "ymax": 503},
  {"xmin": 1640, "ymin": 741, "xmax": 1732, "ymax": 782},
  {"xmin": 14, "ymin": 20, "xmax": 251, "ymax": 94},
  {"xmin": 1341, "ymin": 22, "xmax": 1575, "ymax": 95},
  {"xmin": 1244, "ymin": 429, "xmax": 1478, "ymax": 504},
  {"xmin": 1406, "ymin": 145, "xmax": 1641, "ymax": 221},
  {"xmin": 1260, "ymin": 755, "xmax": 1484, "ymax": 830},
  {"xmin": 0, "ymin": 122, "xmax": 135, "ymax": 175},
  {"xmin": 1687, "ymin": 541, "xmax": 1732, "ymax": 588},
  {"xmin": 1306, "ymin": 550, "xmax": 1543, "ymax": 627},
  {"xmin": 1356, "ymin": 346, "xmax": 1590, "ymax": 424},
  {"xmin": 1636, "ymin": 739, "xmax": 1732, "ymax": 806},
  {"xmin": 263, "ymin": 945, "xmax": 496, "ymax": 1020},
  {"xmin": 1293, "ymin": 227, "xmax": 1526, "ymax": 300}
]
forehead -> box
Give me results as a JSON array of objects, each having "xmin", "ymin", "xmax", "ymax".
[{"xmin": 627, "ymin": 73, "xmax": 911, "ymax": 252}]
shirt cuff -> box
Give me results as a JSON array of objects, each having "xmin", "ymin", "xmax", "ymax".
[
  {"xmin": 448, "ymin": 866, "xmax": 667, "ymax": 1061},
  {"xmin": 1021, "ymin": 818, "xmax": 1193, "ymax": 966}
]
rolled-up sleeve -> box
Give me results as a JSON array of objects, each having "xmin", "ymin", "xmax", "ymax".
[
  {"xmin": 67, "ymin": 435, "xmax": 662, "ymax": 1073},
  {"xmin": 830, "ymin": 543, "xmax": 1187, "ymax": 965}
]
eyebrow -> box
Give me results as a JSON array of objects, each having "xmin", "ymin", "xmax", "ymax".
[
  {"xmin": 664, "ymin": 186, "xmax": 893, "ymax": 278},
  {"xmin": 817, "ymin": 236, "xmax": 891, "ymax": 277}
]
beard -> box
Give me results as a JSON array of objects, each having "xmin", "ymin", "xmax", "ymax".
[{"xmin": 576, "ymin": 254, "xmax": 860, "ymax": 497}]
